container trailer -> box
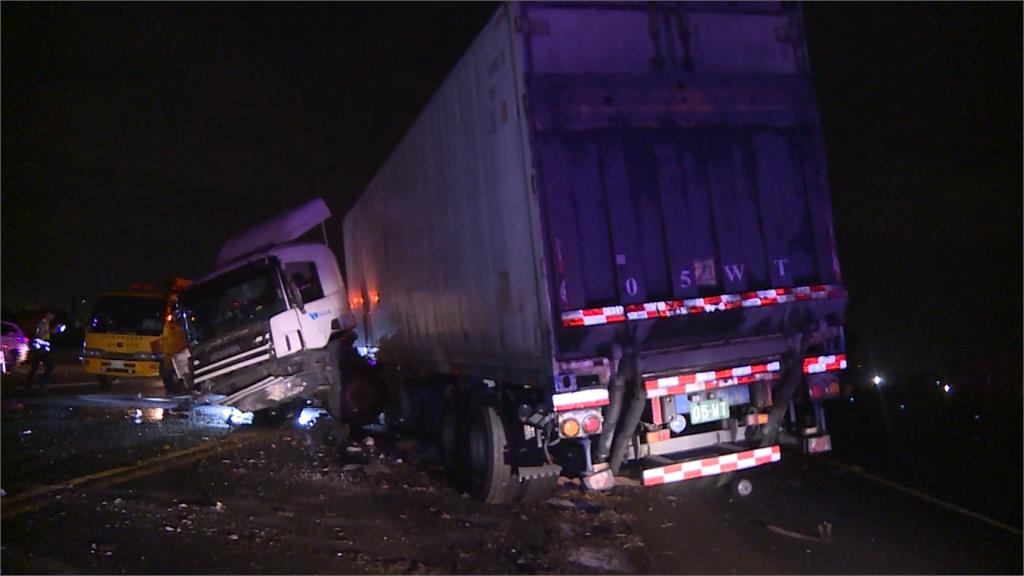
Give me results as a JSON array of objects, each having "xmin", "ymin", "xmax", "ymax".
[{"xmin": 344, "ymin": 1, "xmax": 848, "ymax": 503}]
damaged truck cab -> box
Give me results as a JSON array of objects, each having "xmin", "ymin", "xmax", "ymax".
[{"xmin": 174, "ymin": 199, "xmax": 357, "ymax": 416}]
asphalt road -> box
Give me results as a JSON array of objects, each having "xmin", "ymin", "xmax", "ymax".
[{"xmin": 1, "ymin": 362, "xmax": 1020, "ymax": 574}]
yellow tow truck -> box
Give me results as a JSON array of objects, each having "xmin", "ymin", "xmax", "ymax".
[{"xmin": 83, "ymin": 278, "xmax": 191, "ymax": 391}]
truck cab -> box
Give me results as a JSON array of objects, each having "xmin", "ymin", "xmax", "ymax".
[{"xmin": 174, "ymin": 199, "xmax": 360, "ymax": 415}]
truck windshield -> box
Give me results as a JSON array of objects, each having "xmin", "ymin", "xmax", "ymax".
[
  {"xmin": 178, "ymin": 261, "xmax": 287, "ymax": 346},
  {"xmin": 89, "ymin": 295, "xmax": 166, "ymax": 336}
]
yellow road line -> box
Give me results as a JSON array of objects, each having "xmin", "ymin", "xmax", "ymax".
[
  {"xmin": 825, "ymin": 457, "xmax": 1023, "ymax": 536},
  {"xmin": 2, "ymin": 433, "xmax": 255, "ymax": 520}
]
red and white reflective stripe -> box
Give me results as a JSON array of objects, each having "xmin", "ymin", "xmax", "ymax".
[
  {"xmin": 650, "ymin": 396, "xmax": 664, "ymax": 425},
  {"xmin": 644, "ymin": 361, "xmax": 781, "ymax": 398},
  {"xmin": 803, "ymin": 353, "xmax": 848, "ymax": 374},
  {"xmin": 561, "ymin": 284, "xmax": 845, "ymax": 328},
  {"xmin": 552, "ymin": 388, "xmax": 610, "ymax": 412},
  {"xmin": 642, "ymin": 445, "xmax": 781, "ymax": 486}
]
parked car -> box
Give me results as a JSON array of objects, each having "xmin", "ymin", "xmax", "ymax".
[{"xmin": 1, "ymin": 321, "xmax": 30, "ymax": 374}]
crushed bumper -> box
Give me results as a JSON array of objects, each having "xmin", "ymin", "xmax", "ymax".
[{"xmin": 217, "ymin": 374, "xmax": 319, "ymax": 413}]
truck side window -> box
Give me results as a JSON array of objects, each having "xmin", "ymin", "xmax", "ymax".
[{"xmin": 284, "ymin": 262, "xmax": 324, "ymax": 303}]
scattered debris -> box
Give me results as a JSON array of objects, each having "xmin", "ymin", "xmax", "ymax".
[
  {"xmin": 568, "ymin": 547, "xmax": 632, "ymax": 572},
  {"xmin": 766, "ymin": 521, "xmax": 833, "ymax": 543},
  {"xmin": 545, "ymin": 497, "xmax": 577, "ymax": 511}
]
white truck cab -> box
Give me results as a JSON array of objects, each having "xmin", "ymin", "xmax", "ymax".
[{"xmin": 174, "ymin": 199, "xmax": 357, "ymax": 414}]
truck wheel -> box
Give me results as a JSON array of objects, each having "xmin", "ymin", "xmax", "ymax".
[
  {"xmin": 324, "ymin": 340, "xmax": 347, "ymax": 422},
  {"xmin": 97, "ymin": 375, "xmax": 113, "ymax": 389},
  {"xmin": 467, "ymin": 404, "xmax": 516, "ymax": 504},
  {"xmin": 161, "ymin": 365, "xmax": 186, "ymax": 395}
]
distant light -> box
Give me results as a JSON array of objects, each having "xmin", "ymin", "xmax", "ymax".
[
  {"xmin": 943, "ymin": 384, "xmax": 951, "ymax": 394},
  {"xmin": 974, "ymin": 414, "xmax": 980, "ymax": 421},
  {"xmin": 872, "ymin": 375, "xmax": 883, "ymax": 386},
  {"xmin": 899, "ymin": 403, "xmax": 905, "ymax": 411},
  {"xmin": 935, "ymin": 380, "xmax": 941, "ymax": 386},
  {"xmin": 57, "ymin": 324, "xmax": 66, "ymax": 333},
  {"xmin": 849, "ymin": 397, "xmax": 855, "ymax": 403}
]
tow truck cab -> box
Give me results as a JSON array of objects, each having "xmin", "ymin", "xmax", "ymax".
[{"xmin": 84, "ymin": 278, "xmax": 191, "ymax": 390}]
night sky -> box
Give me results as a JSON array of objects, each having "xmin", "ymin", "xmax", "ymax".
[{"xmin": 3, "ymin": 3, "xmax": 1021, "ymax": 377}]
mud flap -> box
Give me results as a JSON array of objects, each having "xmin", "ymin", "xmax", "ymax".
[
  {"xmin": 582, "ymin": 462, "xmax": 615, "ymax": 491},
  {"xmin": 517, "ymin": 464, "xmax": 562, "ymax": 502}
]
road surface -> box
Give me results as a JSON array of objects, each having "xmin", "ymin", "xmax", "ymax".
[{"xmin": 1, "ymin": 363, "xmax": 1020, "ymax": 574}]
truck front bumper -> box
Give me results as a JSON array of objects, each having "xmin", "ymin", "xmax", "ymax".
[
  {"xmin": 84, "ymin": 357, "xmax": 161, "ymax": 378},
  {"xmin": 216, "ymin": 373, "xmax": 320, "ymax": 413}
]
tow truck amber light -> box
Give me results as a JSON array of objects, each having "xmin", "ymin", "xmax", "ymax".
[
  {"xmin": 581, "ymin": 414, "xmax": 601, "ymax": 435},
  {"xmin": 560, "ymin": 418, "xmax": 581, "ymax": 438}
]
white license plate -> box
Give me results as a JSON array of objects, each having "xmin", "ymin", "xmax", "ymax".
[
  {"xmin": 689, "ymin": 399, "xmax": 730, "ymax": 425},
  {"xmin": 109, "ymin": 360, "xmax": 125, "ymax": 369}
]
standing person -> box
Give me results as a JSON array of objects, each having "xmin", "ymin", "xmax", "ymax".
[{"xmin": 26, "ymin": 311, "xmax": 57, "ymax": 391}]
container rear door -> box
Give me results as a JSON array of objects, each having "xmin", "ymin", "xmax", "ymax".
[{"xmin": 521, "ymin": 2, "xmax": 841, "ymax": 315}]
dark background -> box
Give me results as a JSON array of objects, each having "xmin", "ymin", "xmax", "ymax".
[{"xmin": 2, "ymin": 2, "xmax": 1021, "ymax": 380}]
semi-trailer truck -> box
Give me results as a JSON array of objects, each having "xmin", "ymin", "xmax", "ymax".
[{"xmin": 343, "ymin": 1, "xmax": 848, "ymax": 503}]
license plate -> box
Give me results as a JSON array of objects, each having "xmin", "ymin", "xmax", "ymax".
[
  {"xmin": 689, "ymin": 399, "xmax": 730, "ymax": 425},
  {"xmin": 109, "ymin": 360, "xmax": 125, "ymax": 369}
]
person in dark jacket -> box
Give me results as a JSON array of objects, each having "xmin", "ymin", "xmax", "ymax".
[{"xmin": 26, "ymin": 311, "xmax": 57, "ymax": 391}]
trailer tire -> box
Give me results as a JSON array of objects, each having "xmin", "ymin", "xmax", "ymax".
[
  {"xmin": 440, "ymin": 392, "xmax": 465, "ymax": 483},
  {"xmin": 467, "ymin": 404, "xmax": 516, "ymax": 504}
]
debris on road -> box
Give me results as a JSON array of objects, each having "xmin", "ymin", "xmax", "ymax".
[
  {"xmin": 766, "ymin": 521, "xmax": 833, "ymax": 543},
  {"xmin": 545, "ymin": 497, "xmax": 577, "ymax": 511},
  {"xmin": 568, "ymin": 546, "xmax": 633, "ymax": 573}
]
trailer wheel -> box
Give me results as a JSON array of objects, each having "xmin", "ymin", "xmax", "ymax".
[
  {"xmin": 439, "ymin": 392, "xmax": 465, "ymax": 482},
  {"xmin": 467, "ymin": 404, "xmax": 516, "ymax": 504}
]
